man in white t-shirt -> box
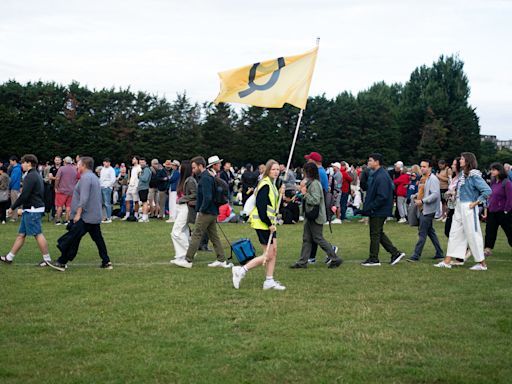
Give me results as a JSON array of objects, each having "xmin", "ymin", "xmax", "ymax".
[
  {"xmin": 99, "ymin": 158, "xmax": 117, "ymax": 223},
  {"xmin": 122, "ymin": 156, "xmax": 141, "ymax": 220}
]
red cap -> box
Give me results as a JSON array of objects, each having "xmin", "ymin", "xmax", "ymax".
[{"xmin": 304, "ymin": 152, "xmax": 322, "ymax": 162}]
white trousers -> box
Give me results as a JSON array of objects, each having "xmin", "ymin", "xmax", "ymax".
[
  {"xmin": 397, "ymin": 196, "xmax": 407, "ymax": 219},
  {"xmin": 447, "ymin": 202, "xmax": 484, "ymax": 262},
  {"xmin": 168, "ymin": 191, "xmax": 178, "ymax": 220},
  {"xmin": 171, "ymin": 204, "xmax": 190, "ymax": 258}
]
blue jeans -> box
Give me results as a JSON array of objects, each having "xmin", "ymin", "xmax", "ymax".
[
  {"xmin": 412, "ymin": 212, "xmax": 443, "ymax": 259},
  {"xmin": 340, "ymin": 192, "xmax": 349, "ymax": 220},
  {"xmin": 101, "ymin": 188, "xmax": 112, "ymax": 219}
]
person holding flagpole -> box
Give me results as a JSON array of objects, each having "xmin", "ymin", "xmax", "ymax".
[{"xmin": 231, "ymin": 160, "xmax": 286, "ymax": 290}]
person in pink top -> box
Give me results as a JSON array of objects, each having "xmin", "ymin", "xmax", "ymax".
[
  {"xmin": 393, "ymin": 167, "xmax": 410, "ymax": 223},
  {"xmin": 54, "ymin": 156, "xmax": 78, "ymax": 225}
]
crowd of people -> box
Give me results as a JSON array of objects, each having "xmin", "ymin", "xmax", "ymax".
[{"xmin": 1, "ymin": 151, "xmax": 511, "ymax": 290}]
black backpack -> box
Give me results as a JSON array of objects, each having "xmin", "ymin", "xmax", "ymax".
[{"xmin": 213, "ymin": 176, "xmax": 229, "ymax": 207}]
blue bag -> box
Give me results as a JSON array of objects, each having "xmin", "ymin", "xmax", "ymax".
[{"xmin": 230, "ymin": 238, "xmax": 256, "ymax": 265}]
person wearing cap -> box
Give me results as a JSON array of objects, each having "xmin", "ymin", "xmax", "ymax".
[
  {"xmin": 54, "ymin": 156, "xmax": 79, "ymax": 225},
  {"xmin": 360, "ymin": 153, "xmax": 406, "ymax": 266},
  {"xmin": 166, "ymin": 160, "xmax": 181, "ymax": 223},
  {"xmin": 339, "ymin": 162, "xmax": 353, "ymax": 221},
  {"xmin": 137, "ymin": 158, "xmax": 152, "ymax": 223},
  {"xmin": 304, "ymin": 151, "xmax": 328, "ymax": 264},
  {"xmin": 173, "ymin": 155, "xmax": 231, "ymax": 269},
  {"xmin": 99, "ymin": 158, "xmax": 116, "ymax": 223}
]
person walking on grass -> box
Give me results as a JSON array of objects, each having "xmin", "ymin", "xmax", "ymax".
[
  {"xmin": 483, "ymin": 162, "xmax": 512, "ymax": 257},
  {"xmin": 1, "ymin": 154, "xmax": 53, "ymax": 267},
  {"xmin": 7, "ymin": 155, "xmax": 22, "ymax": 222},
  {"xmin": 231, "ymin": 159, "xmax": 286, "ymax": 290},
  {"xmin": 404, "ymin": 160, "xmax": 444, "ymax": 263},
  {"xmin": 360, "ymin": 153, "xmax": 405, "ymax": 266},
  {"xmin": 173, "ymin": 156, "xmax": 231, "ymax": 269},
  {"xmin": 170, "ymin": 160, "xmax": 197, "ymax": 264},
  {"xmin": 289, "ymin": 162, "xmax": 342, "ymax": 269},
  {"xmin": 434, "ymin": 152, "xmax": 491, "ymax": 271},
  {"xmin": 48, "ymin": 157, "xmax": 112, "ymax": 271},
  {"xmin": 54, "ymin": 156, "xmax": 78, "ymax": 225}
]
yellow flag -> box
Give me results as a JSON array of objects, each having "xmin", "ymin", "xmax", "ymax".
[{"xmin": 214, "ymin": 47, "xmax": 318, "ymax": 110}]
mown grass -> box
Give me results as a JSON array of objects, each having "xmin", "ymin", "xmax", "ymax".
[{"xmin": 1, "ymin": 217, "xmax": 511, "ymax": 383}]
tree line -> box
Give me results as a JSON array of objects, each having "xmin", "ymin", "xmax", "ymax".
[{"xmin": 1, "ymin": 54, "xmax": 509, "ymax": 168}]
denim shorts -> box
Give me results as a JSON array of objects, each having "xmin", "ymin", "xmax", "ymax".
[{"xmin": 18, "ymin": 211, "xmax": 43, "ymax": 236}]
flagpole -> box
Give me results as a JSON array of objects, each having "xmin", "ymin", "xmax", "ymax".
[{"xmin": 262, "ymin": 108, "xmax": 304, "ymax": 264}]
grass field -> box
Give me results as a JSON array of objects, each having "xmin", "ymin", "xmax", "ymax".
[{"xmin": 1, "ymin": 216, "xmax": 511, "ymax": 383}]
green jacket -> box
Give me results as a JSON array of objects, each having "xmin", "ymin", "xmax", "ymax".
[{"xmin": 304, "ymin": 179, "xmax": 326, "ymax": 225}]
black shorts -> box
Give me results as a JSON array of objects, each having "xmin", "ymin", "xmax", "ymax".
[
  {"xmin": 139, "ymin": 189, "xmax": 149, "ymax": 203},
  {"xmin": 255, "ymin": 229, "xmax": 277, "ymax": 245},
  {"xmin": 440, "ymin": 189, "xmax": 448, "ymax": 201}
]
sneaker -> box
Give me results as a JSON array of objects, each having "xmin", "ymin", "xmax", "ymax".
[
  {"xmin": 101, "ymin": 219, "xmax": 112, "ymax": 224},
  {"xmin": 325, "ymin": 245, "xmax": 338, "ymax": 265},
  {"xmin": 331, "ymin": 218, "xmax": 342, "ymax": 224},
  {"xmin": 48, "ymin": 261, "xmax": 67, "ymax": 271},
  {"xmin": 121, "ymin": 216, "xmax": 129, "ymax": 221},
  {"xmin": 100, "ymin": 262, "xmax": 113, "ymax": 270},
  {"xmin": 397, "ymin": 218, "xmax": 407, "ymax": 224},
  {"xmin": 450, "ymin": 259, "xmax": 465, "ymax": 266},
  {"xmin": 36, "ymin": 260, "xmax": 49, "ymax": 267},
  {"xmin": 170, "ymin": 257, "xmax": 185, "ymax": 265},
  {"xmin": 433, "ymin": 261, "xmax": 451, "ymax": 269},
  {"xmin": 361, "ymin": 259, "xmax": 381, "ymax": 267},
  {"xmin": 406, "ymin": 257, "xmax": 419, "ymax": 263},
  {"xmin": 165, "ymin": 219, "xmax": 175, "ymax": 223},
  {"xmin": 390, "ymin": 252, "xmax": 405, "ymax": 266},
  {"xmin": 55, "ymin": 221, "xmax": 62, "ymax": 226},
  {"xmin": 1, "ymin": 220, "xmax": 5, "ymax": 224},
  {"xmin": 307, "ymin": 258, "xmax": 316, "ymax": 264},
  {"xmin": 289, "ymin": 262, "xmax": 307, "ymax": 269},
  {"xmin": 138, "ymin": 218, "xmax": 149, "ymax": 223},
  {"xmin": 208, "ymin": 260, "xmax": 233, "ymax": 268},
  {"xmin": 484, "ymin": 248, "xmax": 492, "ymax": 257},
  {"xmin": 263, "ymin": 280, "xmax": 286, "ymax": 291},
  {"xmin": 62, "ymin": 221, "xmax": 69, "ymax": 226},
  {"xmin": 232, "ymin": 266, "xmax": 245, "ymax": 289},
  {"xmin": 328, "ymin": 258, "xmax": 343, "ymax": 269},
  {"xmin": 173, "ymin": 258, "xmax": 193, "ymax": 269},
  {"xmin": 0, "ymin": 255, "xmax": 13, "ymax": 264},
  {"xmin": 470, "ymin": 263, "xmax": 487, "ymax": 271}
]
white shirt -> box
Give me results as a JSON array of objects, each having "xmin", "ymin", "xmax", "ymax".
[
  {"xmin": 99, "ymin": 166, "xmax": 116, "ymax": 188},
  {"xmin": 128, "ymin": 164, "xmax": 141, "ymax": 189}
]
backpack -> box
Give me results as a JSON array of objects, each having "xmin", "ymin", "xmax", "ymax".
[{"xmin": 213, "ymin": 176, "xmax": 229, "ymax": 207}]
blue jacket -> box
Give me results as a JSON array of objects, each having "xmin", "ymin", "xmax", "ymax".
[
  {"xmin": 362, "ymin": 166, "xmax": 394, "ymax": 217},
  {"xmin": 196, "ymin": 170, "xmax": 218, "ymax": 215},
  {"xmin": 9, "ymin": 163, "xmax": 22, "ymax": 191},
  {"xmin": 169, "ymin": 170, "xmax": 180, "ymax": 192},
  {"xmin": 458, "ymin": 170, "xmax": 491, "ymax": 204},
  {"xmin": 318, "ymin": 166, "xmax": 328, "ymax": 192}
]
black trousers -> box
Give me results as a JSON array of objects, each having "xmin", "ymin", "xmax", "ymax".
[
  {"xmin": 57, "ymin": 220, "xmax": 110, "ymax": 265},
  {"xmin": 444, "ymin": 208, "xmax": 455, "ymax": 238},
  {"xmin": 484, "ymin": 211, "xmax": 512, "ymax": 249},
  {"xmin": 369, "ymin": 217, "xmax": 399, "ymax": 261},
  {"xmin": 0, "ymin": 200, "xmax": 9, "ymax": 222}
]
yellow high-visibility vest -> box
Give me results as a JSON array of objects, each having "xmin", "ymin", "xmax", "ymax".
[{"xmin": 250, "ymin": 176, "xmax": 279, "ymax": 230}]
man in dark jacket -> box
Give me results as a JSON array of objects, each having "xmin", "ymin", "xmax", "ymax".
[
  {"xmin": 360, "ymin": 153, "xmax": 405, "ymax": 266},
  {"xmin": 1, "ymin": 154, "xmax": 53, "ymax": 267},
  {"xmin": 174, "ymin": 156, "xmax": 231, "ymax": 269}
]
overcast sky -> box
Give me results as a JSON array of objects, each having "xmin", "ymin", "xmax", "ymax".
[{"xmin": 1, "ymin": 0, "xmax": 510, "ymax": 139}]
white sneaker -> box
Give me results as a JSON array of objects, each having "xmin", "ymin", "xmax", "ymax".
[
  {"xmin": 121, "ymin": 216, "xmax": 129, "ymax": 221},
  {"xmin": 173, "ymin": 258, "xmax": 193, "ymax": 269},
  {"xmin": 331, "ymin": 218, "xmax": 342, "ymax": 224},
  {"xmin": 208, "ymin": 260, "xmax": 233, "ymax": 268},
  {"xmin": 263, "ymin": 280, "xmax": 286, "ymax": 291},
  {"xmin": 170, "ymin": 256, "xmax": 185, "ymax": 265},
  {"xmin": 101, "ymin": 219, "xmax": 112, "ymax": 224},
  {"xmin": 433, "ymin": 261, "xmax": 452, "ymax": 269},
  {"xmin": 165, "ymin": 219, "xmax": 175, "ymax": 223},
  {"xmin": 470, "ymin": 263, "xmax": 487, "ymax": 271},
  {"xmin": 232, "ymin": 266, "xmax": 245, "ymax": 289},
  {"xmin": 398, "ymin": 218, "xmax": 407, "ymax": 224}
]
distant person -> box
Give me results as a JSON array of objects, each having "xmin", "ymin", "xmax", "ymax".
[
  {"xmin": 220, "ymin": 161, "xmax": 235, "ymax": 202},
  {"xmin": 393, "ymin": 166, "xmax": 410, "ymax": 223},
  {"xmin": 137, "ymin": 158, "xmax": 152, "ymax": 223},
  {"xmin": 48, "ymin": 156, "xmax": 112, "ymax": 271},
  {"xmin": 437, "ymin": 160, "xmax": 452, "ymax": 221},
  {"xmin": 8, "ymin": 155, "xmax": 22, "ymax": 221},
  {"xmin": 278, "ymin": 163, "xmax": 296, "ymax": 193},
  {"xmin": 0, "ymin": 165, "xmax": 11, "ymax": 224},
  {"xmin": 166, "ymin": 160, "xmax": 181, "ymax": 223},
  {"xmin": 122, "ymin": 156, "xmax": 141, "ymax": 221},
  {"xmin": 54, "ymin": 156, "xmax": 78, "ymax": 225},
  {"xmin": 483, "ymin": 162, "xmax": 512, "ymax": 257},
  {"xmin": 99, "ymin": 158, "xmax": 116, "ymax": 223},
  {"xmin": 1, "ymin": 155, "xmax": 53, "ymax": 267},
  {"xmin": 360, "ymin": 153, "xmax": 405, "ymax": 266},
  {"xmin": 279, "ymin": 190, "xmax": 300, "ymax": 224},
  {"xmin": 241, "ymin": 164, "xmax": 259, "ymax": 205}
]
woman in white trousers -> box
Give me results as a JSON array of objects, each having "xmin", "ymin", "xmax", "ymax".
[
  {"xmin": 435, "ymin": 152, "xmax": 491, "ymax": 271},
  {"xmin": 170, "ymin": 161, "xmax": 197, "ymax": 263}
]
